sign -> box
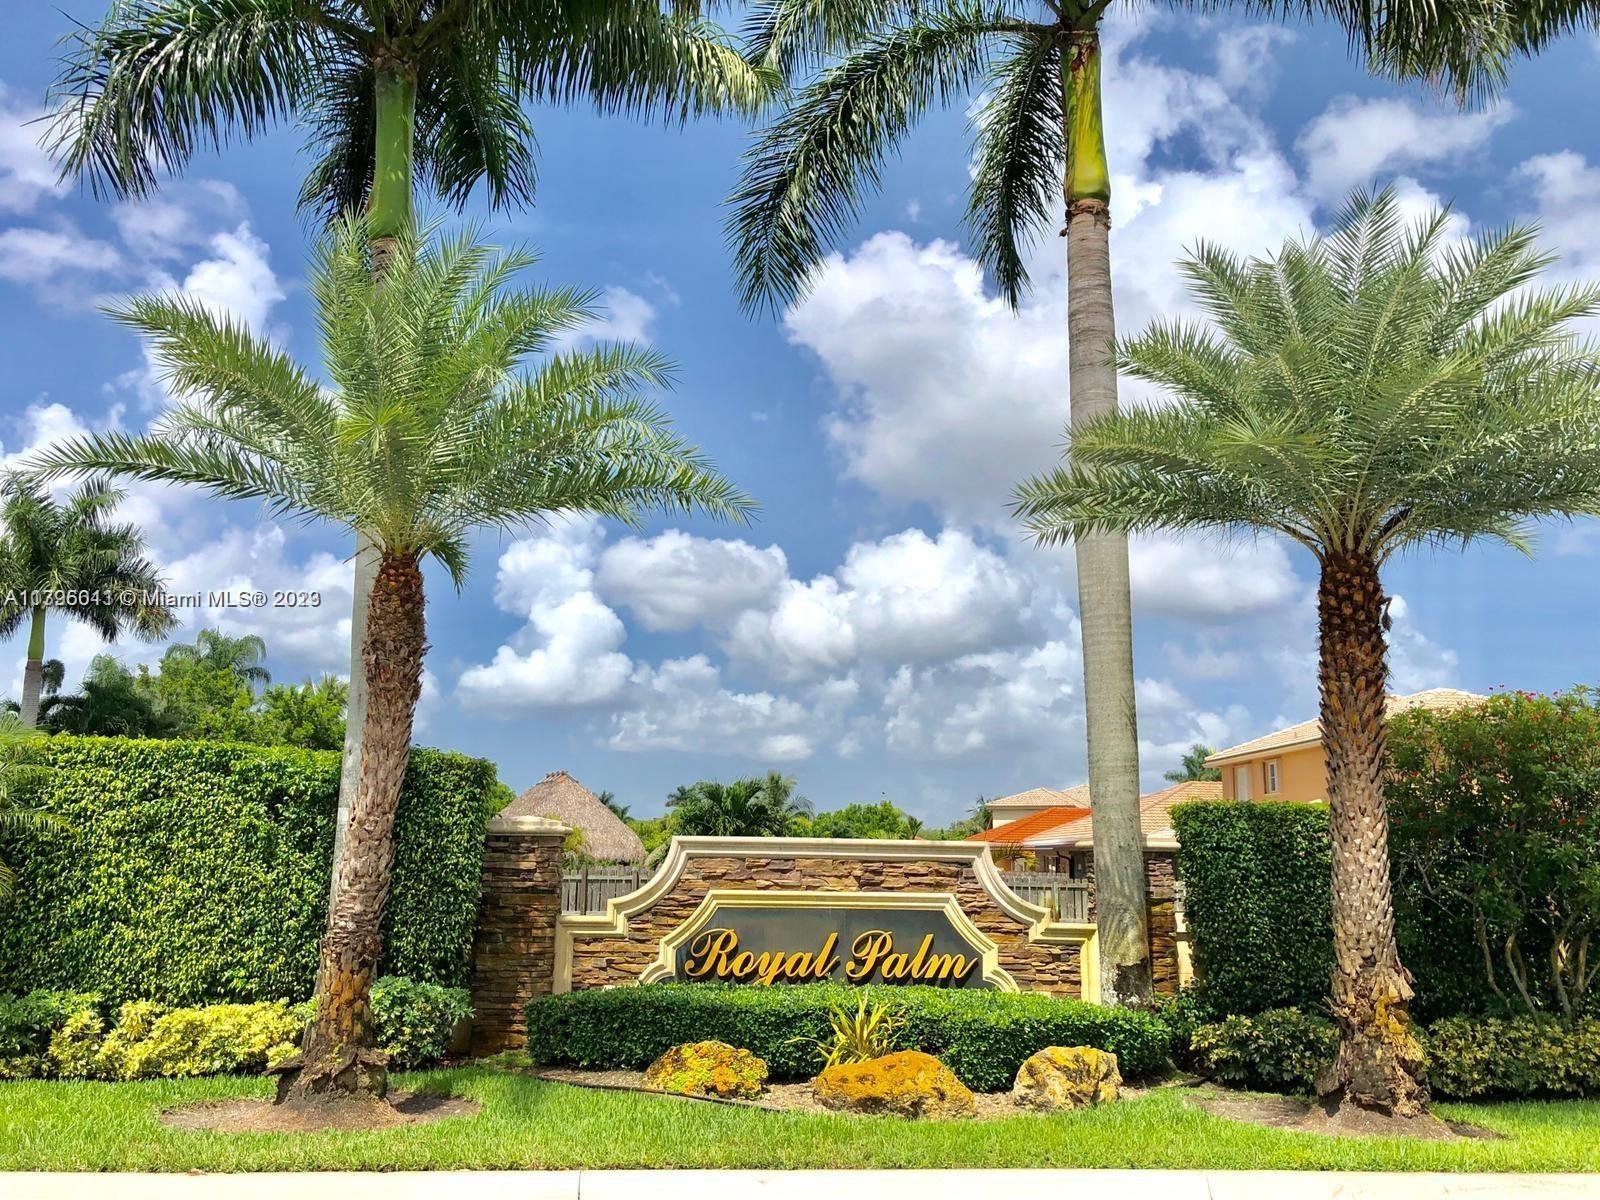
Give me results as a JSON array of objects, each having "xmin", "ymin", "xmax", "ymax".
[{"xmin": 663, "ymin": 891, "xmax": 1000, "ymax": 989}]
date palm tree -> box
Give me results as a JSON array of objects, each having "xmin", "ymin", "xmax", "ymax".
[
  {"xmin": 0, "ymin": 475, "xmax": 174, "ymax": 728},
  {"xmin": 728, "ymin": 0, "xmax": 1599, "ymax": 1008},
  {"xmin": 1013, "ymin": 188, "xmax": 1600, "ymax": 1117},
  {"xmin": 32, "ymin": 219, "xmax": 753, "ymax": 1110},
  {"xmin": 50, "ymin": 0, "xmax": 776, "ymax": 899}
]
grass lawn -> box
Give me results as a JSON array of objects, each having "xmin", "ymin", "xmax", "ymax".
[{"xmin": 3, "ymin": 1069, "xmax": 1599, "ymax": 1173}]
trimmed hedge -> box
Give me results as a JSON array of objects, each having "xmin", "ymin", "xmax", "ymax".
[
  {"xmin": 0, "ymin": 736, "xmax": 494, "ymax": 1004},
  {"xmin": 524, "ymin": 983, "xmax": 1172, "ymax": 1091},
  {"xmin": 1186, "ymin": 1007, "xmax": 1600, "ymax": 1100},
  {"xmin": 1171, "ymin": 801, "xmax": 1334, "ymax": 1015}
]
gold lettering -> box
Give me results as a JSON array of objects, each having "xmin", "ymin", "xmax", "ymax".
[
  {"xmin": 814, "ymin": 932, "xmax": 839, "ymax": 978},
  {"xmin": 846, "ymin": 930, "xmax": 893, "ymax": 980},
  {"xmin": 729, "ymin": 950, "xmax": 757, "ymax": 978},
  {"xmin": 683, "ymin": 928, "xmax": 738, "ymax": 978}
]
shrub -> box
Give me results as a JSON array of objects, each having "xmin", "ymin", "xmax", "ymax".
[
  {"xmin": 524, "ymin": 983, "xmax": 1171, "ymax": 1091},
  {"xmin": 0, "ymin": 977, "xmax": 467, "ymax": 1080},
  {"xmin": 1171, "ymin": 801, "xmax": 1334, "ymax": 1016},
  {"xmin": 1188, "ymin": 1008, "xmax": 1338, "ymax": 1094},
  {"xmin": 371, "ymin": 976, "xmax": 472, "ymax": 1070},
  {"xmin": 1389, "ymin": 689, "xmax": 1600, "ymax": 1022},
  {"xmin": 1423, "ymin": 1016, "xmax": 1600, "ymax": 1099},
  {"xmin": 796, "ymin": 994, "xmax": 906, "ymax": 1070},
  {"xmin": 0, "ymin": 736, "xmax": 494, "ymax": 1003}
]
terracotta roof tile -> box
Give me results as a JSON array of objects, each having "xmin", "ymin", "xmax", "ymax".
[
  {"xmin": 1205, "ymin": 688, "xmax": 1486, "ymax": 765},
  {"xmin": 967, "ymin": 805, "xmax": 1093, "ymax": 844}
]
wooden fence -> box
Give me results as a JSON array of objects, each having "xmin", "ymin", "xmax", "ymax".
[
  {"xmin": 561, "ymin": 865, "xmax": 646, "ymax": 913},
  {"xmin": 1000, "ymin": 871, "xmax": 1092, "ymax": 922}
]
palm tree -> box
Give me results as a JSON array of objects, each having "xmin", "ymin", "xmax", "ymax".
[
  {"xmin": 50, "ymin": 0, "xmax": 776, "ymax": 901},
  {"xmin": 0, "ymin": 712, "xmax": 62, "ymax": 899},
  {"xmin": 0, "ymin": 476, "xmax": 174, "ymax": 728},
  {"xmin": 162, "ymin": 629, "xmax": 272, "ymax": 692},
  {"xmin": 727, "ymin": 0, "xmax": 1599, "ymax": 1009},
  {"xmin": 668, "ymin": 771, "xmax": 811, "ymax": 837},
  {"xmin": 1164, "ymin": 744, "xmax": 1220, "ymax": 784},
  {"xmin": 32, "ymin": 219, "xmax": 753, "ymax": 1110},
  {"xmin": 595, "ymin": 789, "xmax": 631, "ymax": 820},
  {"xmin": 1013, "ymin": 188, "xmax": 1600, "ymax": 1118},
  {"xmin": 39, "ymin": 654, "xmax": 178, "ymax": 739}
]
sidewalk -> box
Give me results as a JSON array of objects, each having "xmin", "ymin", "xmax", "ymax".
[{"xmin": 9, "ymin": 1171, "xmax": 1600, "ymax": 1199}]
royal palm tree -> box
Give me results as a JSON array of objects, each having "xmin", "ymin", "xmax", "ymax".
[
  {"xmin": 33, "ymin": 219, "xmax": 753, "ymax": 1110},
  {"xmin": 728, "ymin": 0, "xmax": 1599, "ymax": 1008},
  {"xmin": 1013, "ymin": 188, "xmax": 1600, "ymax": 1117},
  {"xmin": 51, "ymin": 0, "xmax": 776, "ymax": 895},
  {"xmin": 0, "ymin": 476, "xmax": 174, "ymax": 728},
  {"xmin": 668, "ymin": 771, "xmax": 811, "ymax": 836},
  {"xmin": 162, "ymin": 629, "xmax": 273, "ymax": 692}
]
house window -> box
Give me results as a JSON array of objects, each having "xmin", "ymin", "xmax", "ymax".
[
  {"xmin": 1234, "ymin": 765, "xmax": 1252, "ymax": 800},
  {"xmin": 1264, "ymin": 759, "xmax": 1281, "ymax": 795}
]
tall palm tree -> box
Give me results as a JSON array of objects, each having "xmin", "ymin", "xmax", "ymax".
[
  {"xmin": 0, "ymin": 476, "xmax": 174, "ymax": 728},
  {"xmin": 50, "ymin": 0, "xmax": 776, "ymax": 900},
  {"xmin": 1013, "ymin": 188, "xmax": 1600, "ymax": 1117},
  {"xmin": 162, "ymin": 629, "xmax": 273, "ymax": 692},
  {"xmin": 727, "ymin": 0, "xmax": 1598, "ymax": 1008},
  {"xmin": 0, "ymin": 713, "xmax": 62, "ymax": 899},
  {"xmin": 32, "ymin": 219, "xmax": 753, "ymax": 1109}
]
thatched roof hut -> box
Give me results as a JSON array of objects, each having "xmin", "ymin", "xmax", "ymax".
[{"xmin": 503, "ymin": 770, "xmax": 645, "ymax": 864}]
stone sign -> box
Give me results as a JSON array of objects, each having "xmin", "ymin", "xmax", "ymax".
[{"xmin": 666, "ymin": 891, "xmax": 1000, "ymax": 988}]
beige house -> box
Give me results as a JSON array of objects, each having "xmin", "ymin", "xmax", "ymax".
[
  {"xmin": 1204, "ymin": 687, "xmax": 1486, "ymax": 803},
  {"xmin": 973, "ymin": 779, "xmax": 1222, "ymax": 873}
]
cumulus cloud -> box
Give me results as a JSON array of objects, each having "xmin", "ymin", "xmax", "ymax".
[
  {"xmin": 1130, "ymin": 535, "xmax": 1305, "ymax": 620},
  {"xmin": 0, "ymin": 88, "xmax": 58, "ymax": 214},
  {"xmin": 607, "ymin": 655, "xmax": 821, "ymax": 761},
  {"xmin": 1296, "ymin": 96, "xmax": 1512, "ymax": 203},
  {"xmin": 596, "ymin": 531, "xmax": 788, "ymax": 631}
]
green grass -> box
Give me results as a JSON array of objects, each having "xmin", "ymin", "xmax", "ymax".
[{"xmin": 2, "ymin": 1069, "xmax": 1599, "ymax": 1172}]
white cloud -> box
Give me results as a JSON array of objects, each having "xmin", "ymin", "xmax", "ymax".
[
  {"xmin": 1130, "ymin": 534, "xmax": 1304, "ymax": 620},
  {"xmin": 1520, "ymin": 151, "xmax": 1600, "ymax": 279},
  {"xmin": 1296, "ymin": 96, "xmax": 1512, "ymax": 202},
  {"xmin": 173, "ymin": 223, "xmax": 284, "ymax": 334},
  {"xmin": 595, "ymin": 531, "xmax": 788, "ymax": 631},
  {"xmin": 607, "ymin": 655, "xmax": 819, "ymax": 761},
  {"xmin": 0, "ymin": 225, "xmax": 120, "ymax": 285},
  {"xmin": 0, "ymin": 89, "xmax": 58, "ymax": 213},
  {"xmin": 557, "ymin": 285, "xmax": 657, "ymax": 349},
  {"xmin": 456, "ymin": 520, "xmax": 633, "ymax": 712},
  {"xmin": 1386, "ymin": 593, "xmax": 1460, "ymax": 693}
]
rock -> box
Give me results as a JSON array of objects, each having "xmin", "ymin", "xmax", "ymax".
[
  {"xmin": 643, "ymin": 1040, "xmax": 768, "ymax": 1100},
  {"xmin": 1011, "ymin": 1045, "xmax": 1122, "ymax": 1111},
  {"xmin": 813, "ymin": 1050, "xmax": 976, "ymax": 1119}
]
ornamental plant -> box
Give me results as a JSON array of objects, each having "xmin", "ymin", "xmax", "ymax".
[
  {"xmin": 33, "ymin": 222, "xmax": 752, "ymax": 1108},
  {"xmin": 1388, "ymin": 688, "xmax": 1600, "ymax": 1023},
  {"xmin": 1015, "ymin": 189, "xmax": 1600, "ymax": 1118}
]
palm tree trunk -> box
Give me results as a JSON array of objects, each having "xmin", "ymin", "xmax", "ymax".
[
  {"xmin": 1313, "ymin": 548, "xmax": 1427, "ymax": 1117},
  {"xmin": 1062, "ymin": 29, "xmax": 1150, "ymax": 1007},
  {"xmin": 279, "ymin": 550, "xmax": 426, "ymax": 1105},
  {"xmin": 18, "ymin": 608, "xmax": 46, "ymax": 729},
  {"xmin": 331, "ymin": 57, "xmax": 418, "ymax": 911}
]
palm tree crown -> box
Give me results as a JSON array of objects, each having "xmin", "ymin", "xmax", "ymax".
[
  {"xmin": 162, "ymin": 629, "xmax": 272, "ymax": 689},
  {"xmin": 50, "ymin": 0, "xmax": 775, "ymax": 221},
  {"xmin": 668, "ymin": 771, "xmax": 812, "ymax": 837},
  {"xmin": 1015, "ymin": 189, "xmax": 1600, "ymax": 560},
  {"xmin": 31, "ymin": 219, "xmax": 753, "ymax": 578}
]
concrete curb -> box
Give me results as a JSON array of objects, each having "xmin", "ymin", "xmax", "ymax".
[{"xmin": 8, "ymin": 1171, "xmax": 1600, "ymax": 1199}]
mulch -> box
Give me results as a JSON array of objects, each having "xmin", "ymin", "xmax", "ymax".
[
  {"xmin": 1183, "ymin": 1086, "xmax": 1499, "ymax": 1141},
  {"xmin": 160, "ymin": 1091, "xmax": 480, "ymax": 1134}
]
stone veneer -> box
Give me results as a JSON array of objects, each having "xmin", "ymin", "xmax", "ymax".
[
  {"xmin": 562, "ymin": 844, "xmax": 1087, "ymax": 998},
  {"xmin": 468, "ymin": 814, "xmax": 567, "ymax": 1054},
  {"xmin": 1064, "ymin": 850, "xmax": 1182, "ymax": 995}
]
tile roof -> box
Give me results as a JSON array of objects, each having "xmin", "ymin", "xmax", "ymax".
[
  {"xmin": 985, "ymin": 784, "xmax": 1092, "ymax": 811},
  {"xmin": 1204, "ymin": 688, "xmax": 1486, "ymax": 766},
  {"xmin": 967, "ymin": 805, "xmax": 1093, "ymax": 844},
  {"xmin": 966, "ymin": 779, "xmax": 1224, "ymax": 849},
  {"xmin": 1024, "ymin": 779, "xmax": 1224, "ymax": 848}
]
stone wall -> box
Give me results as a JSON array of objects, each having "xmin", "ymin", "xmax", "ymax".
[
  {"xmin": 560, "ymin": 840, "xmax": 1089, "ymax": 998},
  {"xmin": 468, "ymin": 814, "xmax": 567, "ymax": 1054},
  {"xmin": 1145, "ymin": 851, "xmax": 1180, "ymax": 996}
]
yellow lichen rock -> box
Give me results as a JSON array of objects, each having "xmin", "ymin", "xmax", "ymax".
[
  {"xmin": 1011, "ymin": 1045, "xmax": 1122, "ymax": 1111},
  {"xmin": 642, "ymin": 1040, "xmax": 768, "ymax": 1100},
  {"xmin": 813, "ymin": 1050, "xmax": 975, "ymax": 1119}
]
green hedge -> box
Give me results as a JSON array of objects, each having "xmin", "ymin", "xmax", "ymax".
[
  {"xmin": 524, "ymin": 983, "xmax": 1172, "ymax": 1091},
  {"xmin": 1186, "ymin": 1007, "xmax": 1600, "ymax": 1100},
  {"xmin": 0, "ymin": 736, "xmax": 493, "ymax": 1004},
  {"xmin": 1171, "ymin": 801, "xmax": 1335, "ymax": 1015}
]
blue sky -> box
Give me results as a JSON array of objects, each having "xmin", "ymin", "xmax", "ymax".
[{"xmin": 3, "ymin": 3, "xmax": 1600, "ymax": 823}]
